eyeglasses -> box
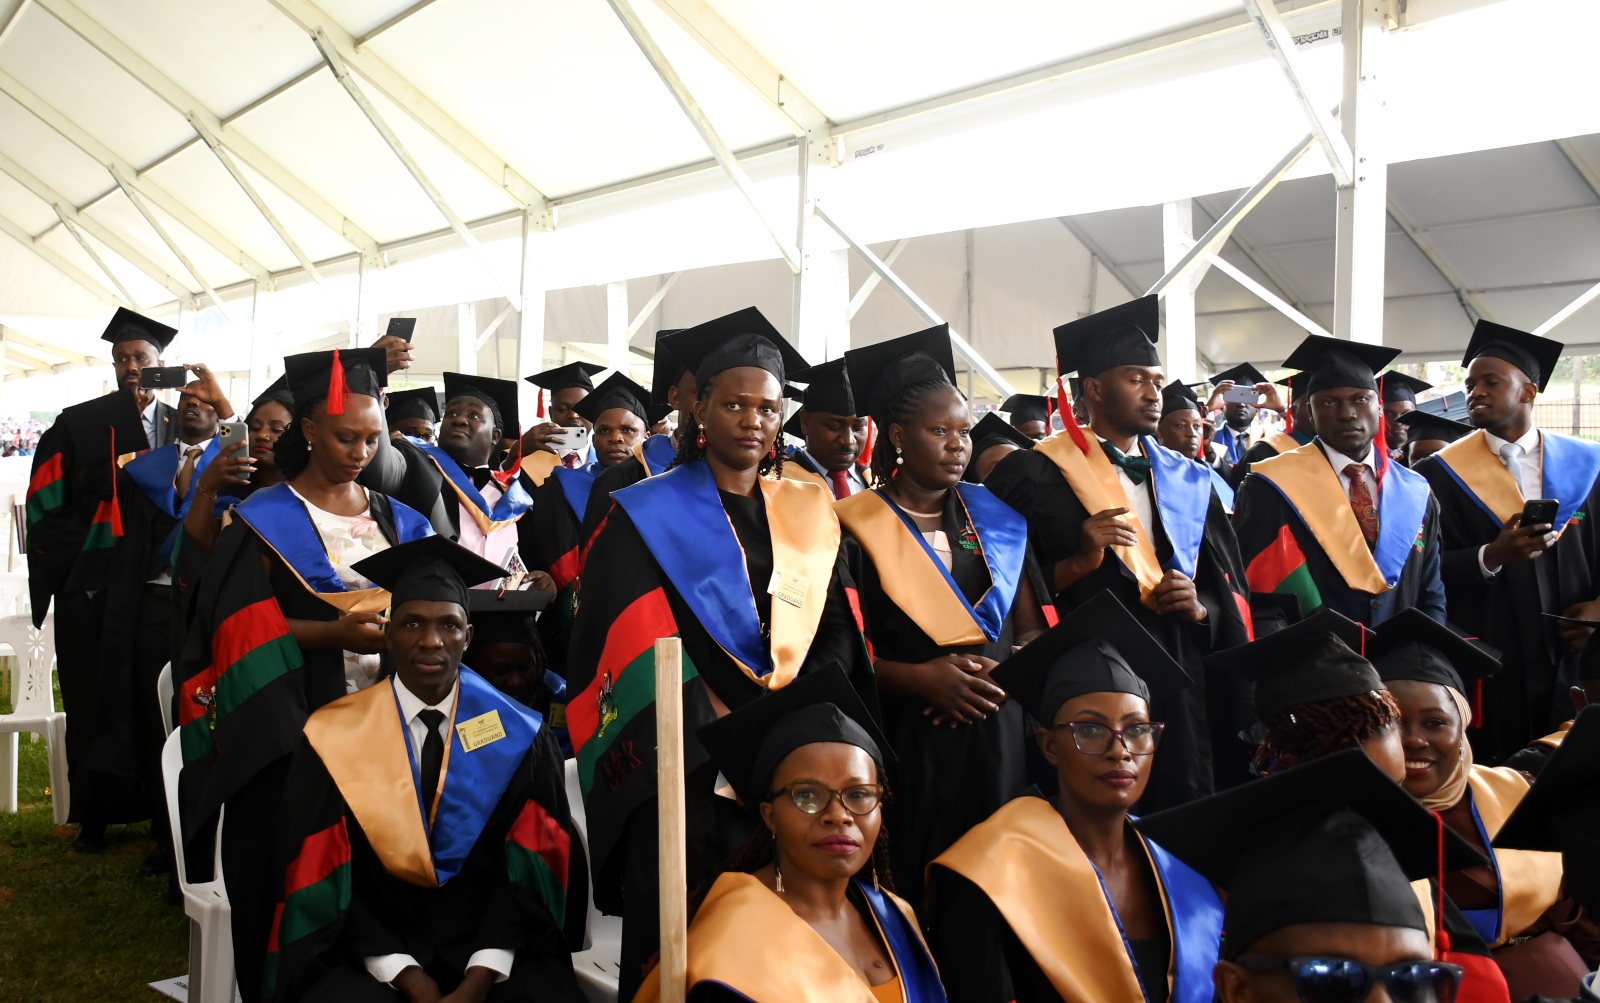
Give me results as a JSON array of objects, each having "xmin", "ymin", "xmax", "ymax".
[
  {"xmin": 1235, "ymin": 954, "xmax": 1463, "ymax": 1003},
  {"xmin": 768, "ymin": 782, "xmax": 885, "ymax": 817},
  {"xmin": 1051, "ymin": 721, "xmax": 1164, "ymax": 756}
]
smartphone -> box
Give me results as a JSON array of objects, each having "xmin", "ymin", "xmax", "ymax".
[
  {"xmin": 1521, "ymin": 498, "xmax": 1559, "ymax": 528},
  {"xmin": 217, "ymin": 421, "xmax": 248, "ymax": 452},
  {"xmin": 384, "ymin": 317, "xmax": 416, "ymax": 343},
  {"xmin": 1223, "ymin": 385, "xmax": 1261, "ymax": 404},
  {"xmin": 549, "ymin": 425, "xmax": 592, "ymax": 456},
  {"xmin": 140, "ymin": 366, "xmax": 189, "ymax": 389}
]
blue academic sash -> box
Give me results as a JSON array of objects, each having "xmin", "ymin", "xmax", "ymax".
[
  {"xmin": 1373, "ymin": 462, "xmax": 1433, "ymax": 589},
  {"xmin": 642, "ymin": 433, "xmax": 676, "ymax": 476},
  {"xmin": 1144, "ymin": 835, "xmax": 1226, "ymax": 1003},
  {"xmin": 392, "ymin": 668, "xmax": 543, "ymax": 885},
  {"xmin": 125, "ymin": 439, "xmax": 220, "ymax": 519},
  {"xmin": 1216, "ymin": 424, "xmax": 1247, "ymax": 464},
  {"xmin": 878, "ymin": 484, "xmax": 1027, "ymax": 643},
  {"xmin": 612, "ymin": 461, "xmax": 771, "ymax": 679},
  {"xmin": 550, "ymin": 463, "xmax": 600, "ymax": 523},
  {"xmin": 857, "ymin": 879, "xmax": 948, "ymax": 1003},
  {"xmin": 233, "ymin": 482, "xmax": 434, "ymax": 593},
  {"xmin": 1462, "ymin": 796, "xmax": 1505, "ymax": 945},
  {"xmin": 416, "ymin": 442, "xmax": 534, "ymax": 525},
  {"xmin": 1142, "ymin": 435, "xmax": 1212, "ymax": 581},
  {"xmin": 1210, "ymin": 467, "xmax": 1235, "ymax": 514}
]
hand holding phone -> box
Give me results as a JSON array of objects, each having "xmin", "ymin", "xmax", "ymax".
[
  {"xmin": 1520, "ymin": 498, "xmax": 1559, "ymax": 529},
  {"xmin": 140, "ymin": 366, "xmax": 189, "ymax": 390},
  {"xmin": 1223, "ymin": 385, "xmax": 1261, "ymax": 405},
  {"xmin": 217, "ymin": 421, "xmax": 248, "ymax": 452}
]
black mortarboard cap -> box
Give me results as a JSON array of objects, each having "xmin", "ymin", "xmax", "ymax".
[
  {"xmin": 964, "ymin": 412, "xmax": 1033, "ymax": 483},
  {"xmin": 993, "ymin": 592, "xmax": 1189, "ymax": 724},
  {"xmin": 661, "ymin": 307, "xmax": 807, "ymax": 389},
  {"xmin": 386, "ymin": 387, "xmax": 440, "ymax": 426},
  {"xmin": 100, "ymin": 307, "xmax": 177, "ymax": 352},
  {"xmin": 1135, "ymin": 748, "xmax": 1486, "ymax": 959},
  {"xmin": 250, "ymin": 375, "xmax": 294, "ymax": 414},
  {"xmin": 794, "ymin": 359, "xmax": 855, "ymax": 417},
  {"xmin": 1209, "ymin": 362, "xmax": 1268, "ymax": 388},
  {"xmin": 284, "ymin": 347, "xmax": 388, "ymax": 414},
  {"xmin": 1000, "ymin": 394, "xmax": 1049, "ymax": 426},
  {"xmin": 443, "ymin": 372, "xmax": 520, "ymax": 436},
  {"xmin": 1205, "ymin": 608, "xmax": 1380, "ymax": 722},
  {"xmin": 1395, "ymin": 409, "xmax": 1471, "ymax": 445},
  {"xmin": 574, "ymin": 371, "xmax": 653, "ymax": 426},
  {"xmin": 844, "ymin": 325, "xmax": 957, "ymax": 422},
  {"xmin": 649, "ymin": 331, "xmax": 687, "ymax": 406},
  {"xmin": 1463, "ymin": 320, "xmax": 1563, "ymax": 393},
  {"xmin": 697, "ymin": 666, "xmax": 893, "ymax": 806},
  {"xmin": 1370, "ymin": 608, "xmax": 1500, "ymax": 693},
  {"xmin": 1053, "ymin": 296, "xmax": 1161, "ymax": 379},
  {"xmin": 1280, "ymin": 335, "xmax": 1402, "ymax": 395},
  {"xmin": 1160, "ymin": 381, "xmax": 1203, "ymax": 417},
  {"xmin": 1492, "ymin": 705, "xmax": 1600, "ymax": 913},
  {"xmin": 1381, "ymin": 372, "xmax": 1433, "ymax": 404},
  {"xmin": 466, "ymin": 588, "xmax": 556, "ymax": 646},
  {"xmin": 524, "ymin": 361, "xmax": 604, "ymax": 393},
  {"xmin": 350, "ymin": 535, "xmax": 506, "ymax": 613},
  {"xmin": 384, "ymin": 317, "xmax": 417, "ymax": 342}
]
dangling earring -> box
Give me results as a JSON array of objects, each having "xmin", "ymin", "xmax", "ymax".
[
  {"xmin": 769, "ymin": 441, "xmax": 777, "ymax": 460},
  {"xmin": 774, "ymin": 860, "xmax": 784, "ymax": 894},
  {"xmin": 894, "ymin": 446, "xmax": 903, "ymax": 466},
  {"xmin": 696, "ymin": 431, "xmax": 706, "ymax": 449},
  {"xmin": 306, "ymin": 441, "xmax": 313, "ymax": 452}
]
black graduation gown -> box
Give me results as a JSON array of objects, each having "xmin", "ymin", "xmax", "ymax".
[
  {"xmin": 1232, "ymin": 443, "xmax": 1447, "ymax": 629},
  {"xmin": 985, "ymin": 446, "xmax": 1255, "ymax": 806},
  {"xmin": 526, "ymin": 471, "xmax": 593, "ymax": 680},
  {"xmin": 269, "ymin": 721, "xmax": 586, "ymax": 1003},
  {"xmin": 840, "ymin": 489, "xmax": 1047, "ymax": 907},
  {"xmin": 580, "ymin": 454, "xmax": 647, "ymax": 546},
  {"xmin": 567, "ymin": 474, "xmax": 875, "ymax": 1003},
  {"xmin": 1413, "ymin": 453, "xmax": 1600, "ymax": 761}
]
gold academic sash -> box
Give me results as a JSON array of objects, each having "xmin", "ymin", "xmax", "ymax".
[
  {"xmin": 223, "ymin": 510, "xmax": 393, "ymax": 615},
  {"xmin": 931, "ymin": 798, "xmax": 1160, "ymax": 1003},
  {"xmin": 759, "ymin": 476, "xmax": 842, "ymax": 689},
  {"xmin": 633, "ymin": 872, "xmax": 917, "ymax": 1003},
  {"xmin": 1466, "ymin": 765, "xmax": 1565, "ymax": 944},
  {"xmin": 834, "ymin": 490, "xmax": 987, "ymax": 646},
  {"xmin": 1533, "ymin": 721, "xmax": 1571, "ymax": 750},
  {"xmin": 520, "ymin": 450, "xmax": 560, "ymax": 487},
  {"xmin": 1435, "ymin": 431, "xmax": 1526, "ymax": 523},
  {"xmin": 1256, "ymin": 431, "xmax": 1300, "ymax": 455},
  {"xmin": 304, "ymin": 681, "xmax": 452, "ymax": 888},
  {"xmin": 781, "ymin": 460, "xmax": 829, "ymax": 491},
  {"xmin": 1249, "ymin": 443, "xmax": 1390, "ymax": 594},
  {"xmin": 428, "ymin": 456, "xmax": 525, "ymax": 538},
  {"xmin": 1033, "ymin": 432, "xmax": 1164, "ymax": 606}
]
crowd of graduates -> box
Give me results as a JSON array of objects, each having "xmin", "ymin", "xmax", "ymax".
[{"xmin": 21, "ymin": 297, "xmax": 1600, "ymax": 1003}]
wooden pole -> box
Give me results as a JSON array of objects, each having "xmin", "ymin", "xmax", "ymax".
[{"xmin": 655, "ymin": 637, "xmax": 688, "ymax": 1003}]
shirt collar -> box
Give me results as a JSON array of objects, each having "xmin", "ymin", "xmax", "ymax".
[
  {"xmin": 183, "ymin": 437, "xmax": 214, "ymax": 455},
  {"xmin": 392, "ymin": 673, "xmax": 459, "ymax": 724},
  {"xmin": 141, "ymin": 399, "xmax": 158, "ymax": 420},
  {"xmin": 1320, "ymin": 440, "xmax": 1378, "ymax": 476},
  {"xmin": 1483, "ymin": 425, "xmax": 1540, "ymax": 455}
]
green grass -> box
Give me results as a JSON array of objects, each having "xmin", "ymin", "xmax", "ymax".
[{"xmin": 0, "ymin": 706, "xmax": 189, "ymax": 1001}]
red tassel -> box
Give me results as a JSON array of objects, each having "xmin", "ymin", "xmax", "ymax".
[
  {"xmin": 861, "ymin": 418, "xmax": 876, "ymax": 467},
  {"xmin": 1375, "ymin": 374, "xmax": 1389, "ymax": 483},
  {"xmin": 327, "ymin": 348, "xmax": 347, "ymax": 416},
  {"xmin": 108, "ymin": 427, "xmax": 123, "ymax": 537},
  {"xmin": 1472, "ymin": 678, "xmax": 1483, "ymax": 724},
  {"xmin": 535, "ymin": 387, "xmax": 546, "ymax": 420},
  {"xmin": 1434, "ymin": 812, "xmax": 1452, "ymax": 954},
  {"xmin": 490, "ymin": 438, "xmax": 522, "ymax": 491},
  {"xmin": 1060, "ymin": 375, "xmax": 1091, "ymax": 455}
]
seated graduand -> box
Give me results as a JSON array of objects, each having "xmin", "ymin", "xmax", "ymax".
[
  {"xmin": 835, "ymin": 323, "xmax": 1050, "ymax": 903},
  {"xmin": 999, "ymin": 394, "xmax": 1051, "ymax": 442},
  {"xmin": 635, "ymin": 668, "xmax": 945, "ymax": 1003},
  {"xmin": 781, "ymin": 358, "xmax": 870, "ymax": 499},
  {"xmin": 579, "ymin": 331, "xmax": 688, "ymax": 545},
  {"xmin": 565, "ymin": 307, "xmax": 876, "ymax": 1002},
  {"xmin": 927, "ymin": 593, "xmax": 1223, "ymax": 1003},
  {"xmin": 266, "ymin": 536, "xmax": 586, "ymax": 1003},
  {"xmin": 521, "ymin": 362, "xmax": 605, "ymax": 483},
  {"xmin": 175, "ymin": 347, "xmax": 435, "ymax": 1002}
]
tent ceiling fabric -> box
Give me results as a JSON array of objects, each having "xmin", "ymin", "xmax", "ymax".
[{"xmin": 0, "ymin": 0, "xmax": 1598, "ymax": 391}]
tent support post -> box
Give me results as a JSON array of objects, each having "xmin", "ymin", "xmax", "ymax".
[
  {"xmin": 1333, "ymin": 0, "xmax": 1389, "ymax": 345},
  {"xmin": 1162, "ymin": 200, "xmax": 1198, "ymax": 383}
]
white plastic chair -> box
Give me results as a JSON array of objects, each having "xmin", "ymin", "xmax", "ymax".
[
  {"xmin": 157, "ymin": 662, "xmax": 174, "ymax": 737},
  {"xmin": 0, "ymin": 571, "xmax": 29, "ymax": 616},
  {"xmin": 162, "ymin": 728, "xmax": 236, "ymax": 1003},
  {"xmin": 0, "ymin": 612, "xmax": 67, "ymax": 822},
  {"xmin": 566, "ymin": 758, "xmax": 622, "ymax": 1003}
]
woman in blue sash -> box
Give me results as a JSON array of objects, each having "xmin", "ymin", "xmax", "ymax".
[
  {"xmin": 567, "ymin": 307, "xmax": 876, "ymax": 1003},
  {"xmin": 927, "ymin": 593, "xmax": 1221, "ymax": 1003},
  {"xmin": 174, "ymin": 347, "xmax": 433, "ymax": 1003},
  {"xmin": 835, "ymin": 326, "xmax": 1049, "ymax": 904},
  {"xmin": 635, "ymin": 668, "xmax": 946, "ymax": 1003}
]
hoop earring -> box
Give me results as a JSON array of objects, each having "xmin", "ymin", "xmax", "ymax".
[
  {"xmin": 696, "ymin": 431, "xmax": 706, "ymax": 449},
  {"xmin": 894, "ymin": 446, "xmax": 903, "ymax": 466}
]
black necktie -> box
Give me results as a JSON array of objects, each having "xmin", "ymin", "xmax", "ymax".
[
  {"xmin": 417, "ymin": 709, "xmax": 446, "ymax": 822},
  {"xmin": 468, "ymin": 466, "xmax": 494, "ymax": 491}
]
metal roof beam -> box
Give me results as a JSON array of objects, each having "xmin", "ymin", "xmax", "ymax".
[
  {"xmin": 355, "ymin": 0, "xmax": 440, "ymax": 46},
  {"xmin": 1555, "ymin": 139, "xmax": 1600, "ymax": 203},
  {"xmin": 648, "ymin": 0, "xmax": 828, "ymax": 138},
  {"xmin": 110, "ymin": 167, "xmax": 242, "ymax": 325},
  {"xmin": 52, "ymin": 207, "xmax": 138, "ymax": 305},
  {"xmin": 30, "ymin": 0, "xmax": 380, "ymax": 256},
  {"xmin": 1535, "ymin": 279, "xmax": 1600, "ymax": 337},
  {"xmin": 626, "ymin": 271, "xmax": 681, "ymax": 337},
  {"xmin": 0, "ymin": 66, "xmax": 274, "ymax": 286},
  {"xmin": 1194, "ymin": 193, "xmax": 1327, "ymax": 329},
  {"xmin": 1241, "ymin": 0, "xmax": 1353, "ymax": 186},
  {"xmin": 2, "ymin": 327, "xmax": 107, "ymax": 365},
  {"xmin": 846, "ymin": 238, "xmax": 906, "ymax": 320},
  {"xmin": 312, "ymin": 28, "xmax": 522, "ymax": 306},
  {"xmin": 605, "ymin": 0, "xmax": 800, "ymax": 273},
  {"xmin": 1386, "ymin": 198, "xmax": 1495, "ymax": 325},
  {"xmin": 1205, "ymin": 252, "xmax": 1332, "ymax": 338},
  {"xmin": 269, "ymin": 0, "xmax": 546, "ymax": 217},
  {"xmin": 0, "ymin": 210, "xmax": 128, "ymax": 307},
  {"xmin": 1056, "ymin": 217, "xmax": 1141, "ymax": 298}
]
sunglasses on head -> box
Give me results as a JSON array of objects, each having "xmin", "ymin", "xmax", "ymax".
[{"xmin": 1236, "ymin": 954, "xmax": 1462, "ymax": 1003}]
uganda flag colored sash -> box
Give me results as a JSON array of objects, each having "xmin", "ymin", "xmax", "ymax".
[
  {"xmin": 416, "ymin": 442, "xmax": 535, "ymax": 537},
  {"xmin": 262, "ymin": 816, "xmax": 351, "ymax": 1000},
  {"xmin": 932, "ymin": 797, "xmax": 1222, "ymax": 1003},
  {"xmin": 834, "ymin": 483, "xmax": 1026, "ymax": 647},
  {"xmin": 24, "ymin": 450, "xmax": 64, "ymax": 529},
  {"xmin": 1432, "ymin": 429, "xmax": 1600, "ymax": 538}
]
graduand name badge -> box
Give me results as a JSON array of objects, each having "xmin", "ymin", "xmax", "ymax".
[
  {"xmin": 456, "ymin": 710, "xmax": 507, "ymax": 752},
  {"xmin": 767, "ymin": 567, "xmax": 810, "ymax": 609}
]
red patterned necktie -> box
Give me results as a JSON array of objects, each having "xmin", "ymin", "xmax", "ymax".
[
  {"xmin": 563, "ymin": 452, "xmax": 582, "ymax": 469},
  {"xmin": 828, "ymin": 469, "xmax": 850, "ymax": 500},
  {"xmin": 1345, "ymin": 463, "xmax": 1378, "ymax": 548}
]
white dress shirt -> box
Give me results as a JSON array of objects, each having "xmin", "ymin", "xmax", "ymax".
[
  {"xmin": 141, "ymin": 398, "xmax": 159, "ymax": 447},
  {"xmin": 798, "ymin": 448, "xmax": 867, "ymax": 495},
  {"xmin": 1320, "ymin": 441, "xmax": 1379, "ymax": 511},
  {"xmin": 365, "ymin": 676, "xmax": 515, "ymax": 987},
  {"xmin": 1478, "ymin": 425, "xmax": 1546, "ymax": 577},
  {"xmin": 1100, "ymin": 438, "xmax": 1155, "ymax": 540}
]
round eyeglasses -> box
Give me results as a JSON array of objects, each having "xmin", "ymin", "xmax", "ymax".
[
  {"xmin": 769, "ymin": 782, "xmax": 886, "ymax": 816},
  {"xmin": 1052, "ymin": 721, "xmax": 1164, "ymax": 756}
]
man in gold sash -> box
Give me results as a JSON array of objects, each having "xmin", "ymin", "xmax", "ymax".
[
  {"xmin": 1413, "ymin": 322, "xmax": 1600, "ymax": 762},
  {"xmin": 987, "ymin": 295, "xmax": 1254, "ymax": 807},
  {"xmin": 1234, "ymin": 334, "xmax": 1446, "ymax": 628}
]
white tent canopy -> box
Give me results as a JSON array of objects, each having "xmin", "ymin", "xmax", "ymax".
[{"xmin": 0, "ymin": 0, "xmax": 1596, "ymax": 413}]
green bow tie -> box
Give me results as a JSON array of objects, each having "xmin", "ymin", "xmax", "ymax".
[{"xmin": 1101, "ymin": 441, "xmax": 1151, "ymax": 485}]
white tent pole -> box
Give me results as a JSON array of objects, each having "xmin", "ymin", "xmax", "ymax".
[
  {"xmin": 847, "ymin": 239, "xmax": 907, "ymax": 321},
  {"xmin": 1240, "ymin": 0, "xmax": 1353, "ymax": 187},
  {"xmin": 51, "ymin": 209, "xmax": 138, "ymax": 306},
  {"xmin": 1206, "ymin": 253, "xmax": 1332, "ymax": 338},
  {"xmin": 627, "ymin": 273, "xmax": 681, "ymax": 338},
  {"xmin": 1536, "ymin": 280, "xmax": 1600, "ymax": 337},
  {"xmin": 1332, "ymin": 0, "xmax": 1389, "ymax": 345},
  {"xmin": 1162, "ymin": 200, "xmax": 1198, "ymax": 383},
  {"xmin": 111, "ymin": 168, "xmax": 243, "ymax": 328}
]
